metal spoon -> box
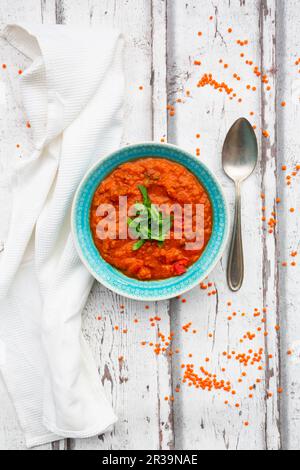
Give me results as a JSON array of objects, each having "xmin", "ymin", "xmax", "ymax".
[{"xmin": 222, "ymin": 118, "xmax": 258, "ymax": 292}]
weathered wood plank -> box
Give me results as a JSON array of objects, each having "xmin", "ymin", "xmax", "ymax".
[
  {"xmin": 46, "ymin": 0, "xmax": 173, "ymax": 450},
  {"xmin": 167, "ymin": 0, "xmax": 279, "ymax": 450},
  {"xmin": 259, "ymin": 0, "xmax": 281, "ymax": 450},
  {"xmin": 0, "ymin": 1, "xmax": 47, "ymax": 451},
  {"xmin": 0, "ymin": 0, "xmax": 54, "ymax": 451},
  {"xmin": 151, "ymin": 0, "xmax": 174, "ymax": 451},
  {"xmin": 276, "ymin": 0, "xmax": 300, "ymax": 451}
]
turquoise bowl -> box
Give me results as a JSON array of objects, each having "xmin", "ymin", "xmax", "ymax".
[{"xmin": 71, "ymin": 143, "xmax": 229, "ymax": 301}]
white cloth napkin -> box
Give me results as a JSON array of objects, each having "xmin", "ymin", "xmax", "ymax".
[{"xmin": 0, "ymin": 24, "xmax": 124, "ymax": 448}]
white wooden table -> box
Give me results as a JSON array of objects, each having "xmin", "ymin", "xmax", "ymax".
[{"xmin": 0, "ymin": 0, "xmax": 300, "ymax": 451}]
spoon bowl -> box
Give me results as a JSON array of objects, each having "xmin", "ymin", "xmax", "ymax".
[{"xmin": 222, "ymin": 118, "xmax": 258, "ymax": 183}]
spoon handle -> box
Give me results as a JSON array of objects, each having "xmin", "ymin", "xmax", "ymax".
[{"xmin": 227, "ymin": 182, "xmax": 244, "ymax": 291}]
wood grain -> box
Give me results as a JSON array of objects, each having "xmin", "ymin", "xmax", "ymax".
[
  {"xmin": 0, "ymin": 0, "xmax": 299, "ymax": 450},
  {"xmin": 276, "ymin": 0, "xmax": 300, "ymax": 451},
  {"xmin": 259, "ymin": 0, "xmax": 281, "ymax": 450},
  {"xmin": 167, "ymin": 0, "xmax": 278, "ymax": 450},
  {"xmin": 0, "ymin": 0, "xmax": 52, "ymax": 450}
]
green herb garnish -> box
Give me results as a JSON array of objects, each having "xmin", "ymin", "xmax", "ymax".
[
  {"xmin": 133, "ymin": 239, "xmax": 146, "ymax": 251},
  {"xmin": 127, "ymin": 185, "xmax": 173, "ymax": 251}
]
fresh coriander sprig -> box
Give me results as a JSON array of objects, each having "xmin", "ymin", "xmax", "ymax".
[{"xmin": 127, "ymin": 185, "xmax": 173, "ymax": 251}]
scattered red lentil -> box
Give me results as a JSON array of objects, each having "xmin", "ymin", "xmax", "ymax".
[
  {"xmin": 183, "ymin": 364, "xmax": 232, "ymax": 394},
  {"xmin": 182, "ymin": 322, "xmax": 192, "ymax": 332}
]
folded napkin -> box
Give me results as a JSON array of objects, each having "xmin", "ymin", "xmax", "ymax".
[{"xmin": 0, "ymin": 24, "xmax": 124, "ymax": 448}]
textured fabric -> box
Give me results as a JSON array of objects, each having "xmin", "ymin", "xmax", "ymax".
[{"xmin": 0, "ymin": 24, "xmax": 124, "ymax": 447}]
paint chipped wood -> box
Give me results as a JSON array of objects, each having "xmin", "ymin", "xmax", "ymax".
[{"xmin": 259, "ymin": 0, "xmax": 281, "ymax": 450}]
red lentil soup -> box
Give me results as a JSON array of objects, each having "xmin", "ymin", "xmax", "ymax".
[{"xmin": 90, "ymin": 158, "xmax": 213, "ymax": 281}]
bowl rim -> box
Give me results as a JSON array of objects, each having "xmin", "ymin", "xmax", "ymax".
[{"xmin": 71, "ymin": 142, "xmax": 230, "ymax": 301}]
